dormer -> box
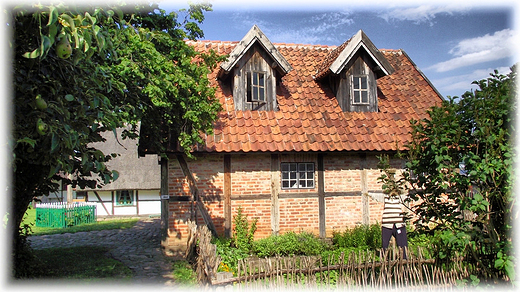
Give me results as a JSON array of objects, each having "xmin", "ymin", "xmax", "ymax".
[
  {"xmin": 219, "ymin": 25, "xmax": 292, "ymax": 111},
  {"xmin": 315, "ymin": 30, "xmax": 394, "ymax": 112}
]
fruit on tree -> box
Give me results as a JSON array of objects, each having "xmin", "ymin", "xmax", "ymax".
[
  {"xmin": 36, "ymin": 118, "xmax": 48, "ymax": 135},
  {"xmin": 35, "ymin": 94, "xmax": 47, "ymax": 110},
  {"xmin": 56, "ymin": 37, "xmax": 72, "ymax": 59}
]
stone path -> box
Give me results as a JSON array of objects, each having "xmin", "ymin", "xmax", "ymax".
[{"xmin": 28, "ymin": 217, "xmax": 179, "ymax": 286}]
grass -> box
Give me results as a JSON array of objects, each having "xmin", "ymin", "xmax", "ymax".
[
  {"xmin": 171, "ymin": 260, "xmax": 198, "ymax": 286},
  {"xmin": 22, "ymin": 207, "xmax": 198, "ymax": 285},
  {"xmin": 23, "ymin": 207, "xmax": 139, "ymax": 236},
  {"xmin": 30, "ymin": 246, "xmax": 133, "ymax": 281}
]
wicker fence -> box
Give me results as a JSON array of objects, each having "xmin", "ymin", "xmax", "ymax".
[
  {"xmin": 35, "ymin": 202, "xmax": 97, "ymax": 228},
  {"xmin": 187, "ymin": 222, "xmax": 471, "ymax": 290}
]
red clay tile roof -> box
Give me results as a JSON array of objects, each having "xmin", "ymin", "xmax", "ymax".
[{"xmin": 184, "ymin": 40, "xmax": 442, "ymax": 153}]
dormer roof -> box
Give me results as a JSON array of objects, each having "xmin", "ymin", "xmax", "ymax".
[
  {"xmin": 315, "ymin": 30, "xmax": 394, "ymax": 80},
  {"xmin": 219, "ymin": 25, "xmax": 293, "ymax": 76}
]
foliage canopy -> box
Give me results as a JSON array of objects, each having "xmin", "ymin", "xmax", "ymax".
[
  {"xmin": 11, "ymin": 2, "xmax": 222, "ymax": 277},
  {"xmin": 381, "ymin": 66, "xmax": 516, "ymax": 285}
]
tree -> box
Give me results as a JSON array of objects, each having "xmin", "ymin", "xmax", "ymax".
[
  {"xmin": 11, "ymin": 2, "xmax": 222, "ymax": 277},
  {"xmin": 394, "ymin": 66, "xmax": 516, "ymax": 285}
]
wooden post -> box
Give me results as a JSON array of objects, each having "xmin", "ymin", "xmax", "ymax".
[
  {"xmin": 176, "ymin": 154, "xmax": 218, "ymax": 237},
  {"xmin": 224, "ymin": 155, "xmax": 232, "ymax": 238},
  {"xmin": 360, "ymin": 153, "xmax": 369, "ymax": 225},
  {"xmin": 318, "ymin": 154, "xmax": 325, "ymax": 238},
  {"xmin": 160, "ymin": 157, "xmax": 169, "ymax": 246},
  {"xmin": 111, "ymin": 191, "xmax": 115, "ymax": 215},
  {"xmin": 135, "ymin": 190, "xmax": 139, "ymax": 215},
  {"xmin": 270, "ymin": 154, "xmax": 280, "ymax": 236},
  {"xmin": 66, "ymin": 174, "xmax": 73, "ymax": 203}
]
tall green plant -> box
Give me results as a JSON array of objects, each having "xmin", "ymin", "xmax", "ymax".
[
  {"xmin": 232, "ymin": 206, "xmax": 257, "ymax": 253},
  {"xmin": 395, "ymin": 66, "xmax": 516, "ymax": 285}
]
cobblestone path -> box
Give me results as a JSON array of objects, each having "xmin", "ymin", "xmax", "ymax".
[{"xmin": 27, "ymin": 217, "xmax": 178, "ymax": 286}]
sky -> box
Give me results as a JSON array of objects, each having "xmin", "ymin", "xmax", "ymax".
[{"xmin": 160, "ymin": 0, "xmax": 519, "ymax": 99}]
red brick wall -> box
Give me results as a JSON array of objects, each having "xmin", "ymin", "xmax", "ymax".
[{"xmin": 165, "ymin": 152, "xmax": 405, "ymax": 250}]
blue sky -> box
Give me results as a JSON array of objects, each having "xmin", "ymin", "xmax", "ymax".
[{"xmin": 161, "ymin": 0, "xmax": 519, "ymax": 99}]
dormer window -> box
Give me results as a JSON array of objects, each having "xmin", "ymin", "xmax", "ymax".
[
  {"xmin": 247, "ymin": 71, "xmax": 266, "ymax": 103},
  {"xmin": 314, "ymin": 30, "xmax": 394, "ymax": 113},
  {"xmin": 352, "ymin": 75, "xmax": 369, "ymax": 104},
  {"xmin": 218, "ymin": 25, "xmax": 292, "ymax": 112}
]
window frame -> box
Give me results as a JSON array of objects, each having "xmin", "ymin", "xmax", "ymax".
[
  {"xmin": 281, "ymin": 162, "xmax": 315, "ymax": 189},
  {"xmin": 247, "ymin": 71, "xmax": 267, "ymax": 103},
  {"xmin": 116, "ymin": 190, "xmax": 134, "ymax": 206},
  {"xmin": 351, "ymin": 75, "xmax": 370, "ymax": 105}
]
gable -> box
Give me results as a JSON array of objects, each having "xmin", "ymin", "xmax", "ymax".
[
  {"xmin": 220, "ymin": 25, "xmax": 292, "ymax": 76},
  {"xmin": 315, "ymin": 30, "xmax": 394, "ymax": 80}
]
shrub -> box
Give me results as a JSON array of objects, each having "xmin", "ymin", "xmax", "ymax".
[
  {"xmin": 213, "ymin": 237, "xmax": 249, "ymax": 275},
  {"xmin": 332, "ymin": 223, "xmax": 382, "ymax": 250},
  {"xmin": 232, "ymin": 206, "xmax": 257, "ymax": 253},
  {"xmin": 253, "ymin": 231, "xmax": 330, "ymax": 258}
]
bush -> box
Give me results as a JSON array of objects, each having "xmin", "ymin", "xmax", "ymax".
[
  {"xmin": 213, "ymin": 237, "xmax": 249, "ymax": 274},
  {"xmin": 232, "ymin": 206, "xmax": 257, "ymax": 253},
  {"xmin": 253, "ymin": 231, "xmax": 330, "ymax": 258},
  {"xmin": 332, "ymin": 223, "xmax": 381, "ymax": 250}
]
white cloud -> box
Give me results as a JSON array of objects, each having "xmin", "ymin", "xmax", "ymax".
[
  {"xmin": 428, "ymin": 29, "xmax": 517, "ymax": 72},
  {"xmin": 230, "ymin": 11, "xmax": 354, "ymax": 45},
  {"xmin": 431, "ymin": 66, "xmax": 512, "ymax": 97},
  {"xmin": 379, "ymin": 5, "xmax": 470, "ymax": 24}
]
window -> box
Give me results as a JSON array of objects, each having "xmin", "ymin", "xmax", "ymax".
[
  {"xmin": 352, "ymin": 75, "xmax": 369, "ymax": 104},
  {"xmin": 247, "ymin": 71, "xmax": 266, "ymax": 102},
  {"xmin": 116, "ymin": 190, "xmax": 134, "ymax": 206},
  {"xmin": 281, "ymin": 163, "xmax": 315, "ymax": 189}
]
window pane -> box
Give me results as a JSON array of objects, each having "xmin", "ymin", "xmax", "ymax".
[
  {"xmin": 259, "ymin": 73, "xmax": 265, "ymax": 86},
  {"xmin": 361, "ymin": 76, "xmax": 367, "ymax": 89},
  {"xmin": 281, "ymin": 163, "xmax": 289, "ymax": 172},
  {"xmin": 290, "ymin": 163, "xmax": 297, "ymax": 171},
  {"xmin": 259, "ymin": 88, "xmax": 265, "ymax": 101},
  {"xmin": 253, "ymin": 88, "xmax": 258, "ymax": 101},
  {"xmin": 253, "ymin": 72, "xmax": 258, "ymax": 85},
  {"xmin": 362, "ymin": 91, "xmax": 368, "ymax": 103},
  {"xmin": 282, "ymin": 181, "xmax": 290, "ymax": 188},
  {"xmin": 354, "ymin": 91, "xmax": 360, "ymax": 103},
  {"xmin": 353, "ymin": 77, "xmax": 360, "ymax": 89}
]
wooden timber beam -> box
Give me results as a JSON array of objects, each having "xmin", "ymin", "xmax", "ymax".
[{"xmin": 175, "ymin": 154, "xmax": 218, "ymax": 237}]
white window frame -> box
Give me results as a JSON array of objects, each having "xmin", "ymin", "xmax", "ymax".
[
  {"xmin": 116, "ymin": 190, "xmax": 134, "ymax": 206},
  {"xmin": 247, "ymin": 71, "xmax": 266, "ymax": 103},
  {"xmin": 281, "ymin": 162, "xmax": 315, "ymax": 189},
  {"xmin": 351, "ymin": 75, "xmax": 369, "ymax": 105}
]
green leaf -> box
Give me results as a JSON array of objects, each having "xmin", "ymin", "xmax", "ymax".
[
  {"xmin": 22, "ymin": 48, "xmax": 42, "ymax": 59},
  {"xmin": 505, "ymin": 259, "xmax": 515, "ymax": 281},
  {"xmin": 112, "ymin": 170, "xmax": 119, "ymax": 181},
  {"xmin": 65, "ymin": 94, "xmax": 74, "ymax": 101},
  {"xmin": 59, "ymin": 13, "xmax": 75, "ymax": 30},
  {"xmin": 17, "ymin": 137, "xmax": 37, "ymax": 148},
  {"xmin": 50, "ymin": 133, "xmax": 59, "ymax": 152},
  {"xmin": 47, "ymin": 6, "xmax": 59, "ymax": 26}
]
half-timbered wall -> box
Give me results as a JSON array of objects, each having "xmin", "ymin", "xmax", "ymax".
[
  {"xmin": 233, "ymin": 43, "xmax": 278, "ymax": 111},
  {"xmin": 162, "ymin": 152, "xmax": 406, "ymax": 253}
]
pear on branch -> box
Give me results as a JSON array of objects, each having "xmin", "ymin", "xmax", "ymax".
[{"xmin": 56, "ymin": 37, "xmax": 72, "ymax": 59}]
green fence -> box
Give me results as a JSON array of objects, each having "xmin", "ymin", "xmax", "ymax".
[{"xmin": 35, "ymin": 202, "xmax": 97, "ymax": 228}]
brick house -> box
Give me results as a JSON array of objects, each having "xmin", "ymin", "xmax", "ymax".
[{"xmin": 138, "ymin": 25, "xmax": 443, "ymax": 254}]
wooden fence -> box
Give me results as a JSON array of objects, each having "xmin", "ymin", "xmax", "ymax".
[{"xmin": 187, "ymin": 222, "xmax": 471, "ymax": 290}]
